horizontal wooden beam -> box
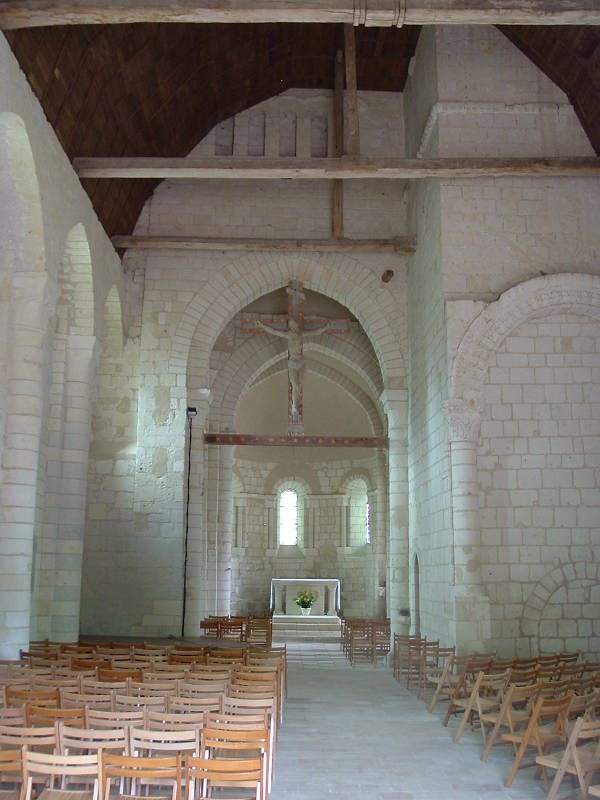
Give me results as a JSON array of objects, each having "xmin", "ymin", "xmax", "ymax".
[
  {"xmin": 204, "ymin": 433, "xmax": 389, "ymax": 449},
  {"xmin": 2, "ymin": 1, "xmax": 599, "ymax": 29},
  {"xmin": 111, "ymin": 235, "xmax": 414, "ymax": 254},
  {"xmin": 75, "ymin": 156, "xmax": 600, "ymax": 180}
]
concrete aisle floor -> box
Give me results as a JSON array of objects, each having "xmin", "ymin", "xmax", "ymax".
[{"xmin": 270, "ymin": 645, "xmax": 548, "ymax": 800}]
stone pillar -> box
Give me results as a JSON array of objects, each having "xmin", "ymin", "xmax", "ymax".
[
  {"xmin": 183, "ymin": 393, "xmax": 211, "ymax": 636},
  {"xmin": 50, "ymin": 334, "xmax": 97, "ymax": 642},
  {"xmin": 205, "ymin": 442, "xmax": 233, "ymax": 616},
  {"xmin": 273, "ymin": 583, "xmax": 284, "ymax": 615},
  {"xmin": 381, "ymin": 389, "xmax": 410, "ymax": 642},
  {"xmin": 0, "ymin": 273, "xmax": 48, "ymax": 658},
  {"xmin": 445, "ymin": 400, "xmax": 491, "ymax": 654}
]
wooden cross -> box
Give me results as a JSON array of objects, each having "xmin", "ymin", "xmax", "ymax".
[{"xmin": 240, "ymin": 280, "xmax": 353, "ymax": 434}]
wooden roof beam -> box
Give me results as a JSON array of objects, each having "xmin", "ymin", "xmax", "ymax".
[
  {"xmin": 111, "ymin": 236, "xmax": 415, "ymax": 254},
  {"xmin": 74, "ymin": 156, "xmax": 600, "ymax": 180},
  {"xmin": 2, "ymin": 1, "xmax": 600, "ymax": 28}
]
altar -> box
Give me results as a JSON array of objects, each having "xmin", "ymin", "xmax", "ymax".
[{"xmin": 270, "ymin": 578, "xmax": 340, "ymax": 616}]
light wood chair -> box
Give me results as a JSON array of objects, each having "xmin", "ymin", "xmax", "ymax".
[
  {"xmin": 0, "ymin": 724, "xmax": 58, "ymax": 753},
  {"xmin": 184, "ymin": 754, "xmax": 262, "ymax": 800},
  {"xmin": 59, "ymin": 691, "xmax": 113, "ymax": 713},
  {"xmin": 206, "ymin": 711, "xmax": 274, "ymax": 792},
  {"xmin": 101, "ymin": 752, "xmax": 180, "ymax": 800},
  {"xmin": 126, "ymin": 679, "xmax": 178, "ymax": 698},
  {"xmin": 59, "ymin": 724, "xmax": 129, "ymax": 757},
  {"xmin": 5, "ymin": 688, "xmax": 59, "ymax": 709},
  {"xmin": 442, "ymin": 655, "xmax": 495, "ymax": 726},
  {"xmin": 168, "ymin": 696, "xmax": 222, "ymax": 715},
  {"xmin": 536, "ymin": 714, "xmax": 600, "ymax": 800},
  {"xmin": 21, "ymin": 749, "xmax": 101, "ymax": 800},
  {"xmin": 201, "ymin": 727, "xmax": 269, "ymax": 800},
  {"xmin": 502, "ymin": 692, "xmax": 573, "ymax": 788},
  {"xmin": 129, "ymin": 725, "xmax": 201, "ymax": 758},
  {"xmin": 86, "ymin": 709, "xmax": 146, "ymax": 730},
  {"xmin": 0, "ymin": 749, "xmax": 22, "ymax": 800},
  {"xmin": 25, "ymin": 705, "xmax": 87, "ymax": 729},
  {"xmin": 114, "ymin": 695, "xmax": 166, "ymax": 714},
  {"xmin": 0, "ymin": 708, "xmax": 25, "ymax": 728},
  {"xmin": 146, "ymin": 711, "xmax": 206, "ymax": 731}
]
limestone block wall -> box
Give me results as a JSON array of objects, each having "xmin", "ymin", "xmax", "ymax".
[{"xmin": 478, "ymin": 313, "xmax": 600, "ymax": 658}]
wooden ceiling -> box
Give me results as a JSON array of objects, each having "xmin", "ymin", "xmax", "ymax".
[
  {"xmin": 5, "ymin": 23, "xmax": 419, "ymax": 236},
  {"xmin": 4, "ymin": 23, "xmax": 600, "ymax": 239}
]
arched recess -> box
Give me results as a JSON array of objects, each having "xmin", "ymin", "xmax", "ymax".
[
  {"xmin": 38, "ymin": 223, "xmax": 96, "ymax": 642},
  {"xmin": 522, "ymin": 563, "xmax": 600, "ymax": 659},
  {"xmin": 0, "ymin": 112, "xmax": 47, "ymax": 657},
  {"xmin": 246, "ymin": 360, "xmax": 384, "ymax": 436},
  {"xmin": 450, "ymin": 273, "xmax": 600, "ymax": 409},
  {"xmin": 447, "ymin": 273, "xmax": 600, "ymax": 656},
  {"xmin": 173, "ymin": 252, "xmax": 406, "ymax": 391}
]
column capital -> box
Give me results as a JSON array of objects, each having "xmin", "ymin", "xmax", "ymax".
[{"xmin": 444, "ymin": 399, "xmax": 482, "ymax": 443}]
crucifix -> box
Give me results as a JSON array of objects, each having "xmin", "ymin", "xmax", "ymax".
[{"xmin": 240, "ymin": 280, "xmax": 353, "ymax": 435}]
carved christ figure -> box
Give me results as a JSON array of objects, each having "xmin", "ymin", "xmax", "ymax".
[{"xmin": 255, "ymin": 317, "xmax": 332, "ymax": 422}]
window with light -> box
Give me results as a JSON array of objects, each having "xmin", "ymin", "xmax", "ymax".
[{"xmin": 279, "ymin": 489, "xmax": 298, "ymax": 546}]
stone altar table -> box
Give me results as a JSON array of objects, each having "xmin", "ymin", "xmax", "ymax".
[{"xmin": 270, "ymin": 578, "xmax": 340, "ymax": 616}]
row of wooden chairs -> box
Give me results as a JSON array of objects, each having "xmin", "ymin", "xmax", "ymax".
[
  {"xmin": 340, "ymin": 618, "xmax": 390, "ymax": 666},
  {"xmin": 421, "ymin": 646, "xmax": 600, "ymax": 795},
  {"xmin": 1, "ymin": 745, "xmax": 265, "ymax": 800},
  {"xmin": 199, "ymin": 617, "xmax": 272, "ymax": 646}
]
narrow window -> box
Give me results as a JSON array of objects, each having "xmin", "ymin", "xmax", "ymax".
[{"xmin": 279, "ymin": 489, "xmax": 298, "ymax": 545}]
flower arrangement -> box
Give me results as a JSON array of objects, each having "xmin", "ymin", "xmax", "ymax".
[{"xmin": 294, "ymin": 588, "xmax": 317, "ymax": 609}]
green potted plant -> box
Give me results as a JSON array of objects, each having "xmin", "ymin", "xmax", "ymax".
[{"xmin": 294, "ymin": 588, "xmax": 317, "ymax": 616}]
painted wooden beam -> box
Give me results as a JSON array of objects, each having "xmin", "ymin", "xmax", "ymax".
[
  {"xmin": 2, "ymin": 1, "xmax": 599, "ymax": 29},
  {"xmin": 343, "ymin": 24, "xmax": 360, "ymax": 158},
  {"xmin": 75, "ymin": 156, "xmax": 600, "ymax": 180},
  {"xmin": 204, "ymin": 433, "xmax": 389, "ymax": 448},
  {"xmin": 111, "ymin": 236, "xmax": 415, "ymax": 254}
]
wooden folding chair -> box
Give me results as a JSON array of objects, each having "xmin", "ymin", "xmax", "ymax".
[
  {"xmin": 206, "ymin": 711, "xmax": 274, "ymax": 793},
  {"xmin": 502, "ymin": 692, "xmax": 574, "ymax": 788},
  {"xmin": 101, "ymin": 752, "xmax": 180, "ymax": 800},
  {"xmin": 453, "ymin": 668, "xmax": 511, "ymax": 744},
  {"xmin": 0, "ymin": 724, "xmax": 59, "ymax": 754},
  {"xmin": 59, "ymin": 724, "xmax": 129, "ymax": 757},
  {"xmin": 168, "ymin": 696, "xmax": 222, "ymax": 715},
  {"xmin": 60, "ymin": 691, "xmax": 114, "ymax": 712},
  {"xmin": 21, "ymin": 749, "xmax": 101, "ymax": 800},
  {"xmin": 442, "ymin": 655, "xmax": 495, "ymax": 726},
  {"xmin": 537, "ymin": 715, "xmax": 600, "ymax": 800},
  {"xmin": 480, "ymin": 682, "xmax": 539, "ymax": 761},
  {"xmin": 25, "ymin": 705, "xmax": 87, "ymax": 729},
  {"xmin": 0, "ymin": 709, "xmax": 25, "ymax": 728},
  {"xmin": 5, "ymin": 688, "xmax": 59, "ymax": 709},
  {"xmin": 184, "ymin": 754, "xmax": 261, "ymax": 800},
  {"xmin": 114, "ymin": 694, "xmax": 166, "ymax": 714},
  {"xmin": 147, "ymin": 711, "xmax": 206, "ymax": 731}
]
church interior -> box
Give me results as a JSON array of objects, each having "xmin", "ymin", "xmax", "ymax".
[{"xmin": 1, "ymin": 4, "xmax": 600, "ymax": 797}]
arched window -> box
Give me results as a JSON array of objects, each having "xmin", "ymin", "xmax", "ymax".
[
  {"xmin": 279, "ymin": 489, "xmax": 298, "ymax": 546},
  {"xmin": 346, "ymin": 478, "xmax": 370, "ymax": 547}
]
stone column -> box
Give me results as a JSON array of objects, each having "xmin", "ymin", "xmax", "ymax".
[
  {"xmin": 205, "ymin": 442, "xmax": 233, "ymax": 616},
  {"xmin": 444, "ymin": 400, "xmax": 491, "ymax": 654},
  {"xmin": 50, "ymin": 334, "xmax": 97, "ymax": 642},
  {"xmin": 183, "ymin": 393, "xmax": 211, "ymax": 636},
  {"xmin": 381, "ymin": 389, "xmax": 410, "ymax": 642},
  {"xmin": 0, "ymin": 273, "xmax": 48, "ymax": 658},
  {"xmin": 272, "ymin": 582, "xmax": 284, "ymax": 615}
]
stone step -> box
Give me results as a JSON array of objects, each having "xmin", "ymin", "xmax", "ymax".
[{"xmin": 272, "ymin": 614, "xmax": 341, "ymax": 642}]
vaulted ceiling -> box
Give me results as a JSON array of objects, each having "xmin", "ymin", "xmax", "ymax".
[{"xmin": 4, "ymin": 23, "xmax": 600, "ymax": 240}]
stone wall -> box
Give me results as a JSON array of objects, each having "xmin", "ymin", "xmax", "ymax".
[{"xmin": 478, "ymin": 312, "xmax": 600, "ymax": 658}]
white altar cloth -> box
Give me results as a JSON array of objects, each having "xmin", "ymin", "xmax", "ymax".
[{"xmin": 270, "ymin": 578, "xmax": 340, "ymax": 616}]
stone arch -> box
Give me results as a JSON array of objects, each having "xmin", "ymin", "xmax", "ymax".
[
  {"xmin": 266, "ymin": 467, "xmax": 319, "ymax": 498},
  {"xmin": 0, "ymin": 112, "xmax": 47, "ymax": 656},
  {"xmin": 173, "ymin": 252, "xmax": 406, "ymax": 391},
  {"xmin": 450, "ymin": 273, "xmax": 600, "ymax": 409},
  {"xmin": 338, "ymin": 469, "xmax": 376, "ymax": 495},
  {"xmin": 521, "ymin": 562, "xmax": 600, "ymax": 657}
]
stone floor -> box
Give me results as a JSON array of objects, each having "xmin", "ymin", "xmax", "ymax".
[{"xmin": 270, "ymin": 642, "xmax": 549, "ymax": 800}]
